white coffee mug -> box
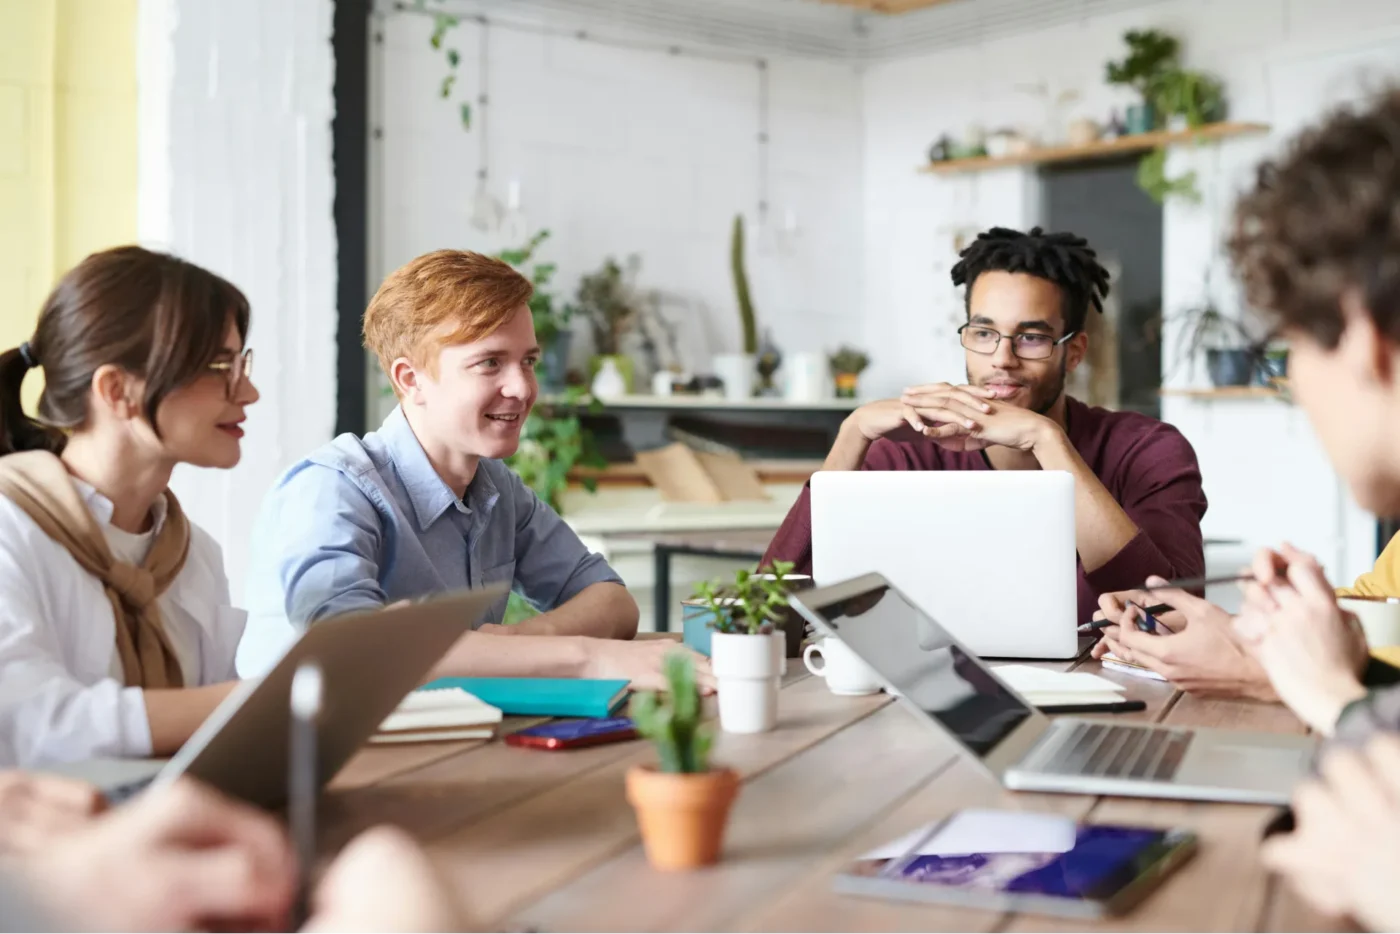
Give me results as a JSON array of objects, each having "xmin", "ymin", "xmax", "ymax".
[
  {"xmin": 802, "ymin": 637, "xmax": 882, "ymax": 696},
  {"xmin": 1339, "ymin": 596, "xmax": 1400, "ymax": 649}
]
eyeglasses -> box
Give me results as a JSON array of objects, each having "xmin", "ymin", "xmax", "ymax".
[
  {"xmin": 957, "ymin": 324, "xmax": 1077, "ymax": 361},
  {"xmin": 206, "ymin": 348, "xmax": 253, "ymax": 400}
]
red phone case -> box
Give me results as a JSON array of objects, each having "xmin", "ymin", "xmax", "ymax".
[{"xmin": 504, "ymin": 725, "xmax": 639, "ymax": 750}]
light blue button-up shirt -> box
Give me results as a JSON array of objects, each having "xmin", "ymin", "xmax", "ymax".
[{"xmin": 237, "ymin": 406, "xmax": 622, "ymax": 675}]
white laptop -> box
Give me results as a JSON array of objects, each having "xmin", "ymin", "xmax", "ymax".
[
  {"xmin": 789, "ymin": 574, "xmax": 1315, "ymax": 806},
  {"xmin": 811, "ymin": 470, "xmax": 1079, "ymax": 659},
  {"xmin": 45, "ymin": 586, "xmax": 505, "ymax": 808}
]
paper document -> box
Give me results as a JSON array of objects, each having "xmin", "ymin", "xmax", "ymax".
[{"xmin": 861, "ymin": 809, "xmax": 1079, "ymax": 860}]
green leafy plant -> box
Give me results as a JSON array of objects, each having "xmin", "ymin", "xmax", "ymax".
[
  {"xmin": 1104, "ymin": 29, "xmax": 1179, "ymax": 105},
  {"xmin": 497, "ymin": 230, "xmax": 573, "ymax": 348},
  {"xmin": 692, "ymin": 561, "xmax": 797, "ymax": 636},
  {"xmin": 505, "ymin": 386, "xmax": 607, "ymax": 514},
  {"xmin": 629, "ymin": 652, "xmax": 713, "ymax": 773},
  {"xmin": 1154, "ymin": 68, "xmax": 1225, "ymax": 128},
  {"xmin": 1137, "ymin": 148, "xmax": 1200, "ymax": 204},
  {"xmin": 576, "ymin": 258, "xmax": 640, "ymax": 356},
  {"xmin": 730, "ymin": 215, "xmax": 759, "ymax": 355},
  {"xmin": 828, "ymin": 346, "xmax": 871, "ymax": 376}
]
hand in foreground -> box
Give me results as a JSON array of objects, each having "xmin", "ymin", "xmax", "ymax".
[
  {"xmin": 1264, "ymin": 733, "xmax": 1400, "ymax": 930},
  {"xmin": 1234, "ymin": 544, "xmax": 1369, "ymax": 734},
  {"xmin": 304, "ymin": 825, "xmax": 468, "ymax": 933},
  {"xmin": 1091, "ymin": 579, "xmax": 1275, "ymax": 699},
  {"xmin": 583, "ymin": 639, "xmax": 717, "ymax": 694},
  {"xmin": 899, "ymin": 384, "xmax": 1054, "ymax": 453},
  {"xmin": 0, "ymin": 770, "xmax": 104, "ymax": 855},
  {"xmin": 20, "ymin": 778, "xmax": 295, "ymax": 932}
]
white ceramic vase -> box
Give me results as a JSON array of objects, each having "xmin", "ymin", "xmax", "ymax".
[
  {"xmin": 712, "ymin": 353, "xmax": 756, "ymax": 401},
  {"xmin": 591, "ymin": 357, "xmax": 627, "ymax": 399},
  {"xmin": 710, "ymin": 631, "xmax": 783, "ymax": 734}
]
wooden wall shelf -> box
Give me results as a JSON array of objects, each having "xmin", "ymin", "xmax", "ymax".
[
  {"xmin": 1159, "ymin": 385, "xmax": 1287, "ymax": 400},
  {"xmin": 919, "ymin": 121, "xmax": 1270, "ymax": 175}
]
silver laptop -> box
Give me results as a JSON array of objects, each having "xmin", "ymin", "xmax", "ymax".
[
  {"xmin": 47, "ymin": 587, "xmax": 503, "ymax": 808},
  {"xmin": 789, "ymin": 574, "xmax": 1316, "ymax": 805},
  {"xmin": 811, "ymin": 471, "xmax": 1079, "ymax": 659}
]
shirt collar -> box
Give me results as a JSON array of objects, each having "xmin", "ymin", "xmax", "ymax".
[
  {"xmin": 71, "ymin": 478, "xmax": 169, "ymax": 535},
  {"xmin": 380, "ymin": 406, "xmax": 488, "ymax": 531}
]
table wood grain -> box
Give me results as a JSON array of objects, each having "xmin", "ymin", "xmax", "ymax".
[{"xmin": 321, "ymin": 657, "xmax": 1327, "ymax": 932}]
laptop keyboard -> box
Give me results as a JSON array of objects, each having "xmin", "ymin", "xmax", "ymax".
[{"xmin": 1037, "ymin": 723, "xmax": 1192, "ymax": 783}]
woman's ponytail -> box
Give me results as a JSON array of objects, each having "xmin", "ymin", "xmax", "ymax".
[{"xmin": 0, "ymin": 344, "xmax": 63, "ymax": 457}]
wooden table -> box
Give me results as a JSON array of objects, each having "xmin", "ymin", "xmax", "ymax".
[{"xmin": 322, "ymin": 654, "xmax": 1336, "ymax": 932}]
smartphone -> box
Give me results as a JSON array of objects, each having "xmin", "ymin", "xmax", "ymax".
[
  {"xmin": 836, "ymin": 808, "xmax": 1196, "ymax": 919},
  {"xmin": 504, "ymin": 717, "xmax": 638, "ymax": 750}
]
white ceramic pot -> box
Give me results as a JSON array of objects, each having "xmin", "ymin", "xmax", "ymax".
[
  {"xmin": 784, "ymin": 352, "xmax": 828, "ymax": 403},
  {"xmin": 712, "ymin": 353, "xmax": 756, "ymax": 401},
  {"xmin": 591, "ymin": 358, "xmax": 627, "ymax": 398},
  {"xmin": 710, "ymin": 631, "xmax": 783, "ymax": 734}
]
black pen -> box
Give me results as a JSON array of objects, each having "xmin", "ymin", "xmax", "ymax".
[
  {"xmin": 290, "ymin": 662, "xmax": 323, "ymax": 930},
  {"xmin": 1038, "ymin": 700, "xmax": 1148, "ymax": 715},
  {"xmin": 1078, "ymin": 604, "xmax": 1172, "ymax": 632}
]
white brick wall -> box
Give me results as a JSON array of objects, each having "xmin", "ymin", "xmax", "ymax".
[
  {"xmin": 372, "ymin": 11, "xmax": 865, "ymax": 388},
  {"xmin": 138, "ymin": 0, "xmax": 338, "ymax": 600},
  {"xmin": 861, "ymin": 0, "xmax": 1400, "ymax": 581}
]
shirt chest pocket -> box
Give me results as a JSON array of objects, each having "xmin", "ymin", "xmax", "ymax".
[{"xmin": 477, "ymin": 561, "xmax": 516, "ymax": 625}]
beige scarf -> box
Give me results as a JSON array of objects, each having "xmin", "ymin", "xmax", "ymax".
[{"xmin": 0, "ymin": 451, "xmax": 190, "ymax": 688}]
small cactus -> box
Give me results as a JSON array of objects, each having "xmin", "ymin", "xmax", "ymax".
[{"xmin": 629, "ymin": 653, "xmax": 712, "ymax": 774}]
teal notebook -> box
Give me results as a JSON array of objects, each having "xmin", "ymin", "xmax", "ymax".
[{"xmin": 421, "ymin": 677, "xmax": 631, "ymax": 718}]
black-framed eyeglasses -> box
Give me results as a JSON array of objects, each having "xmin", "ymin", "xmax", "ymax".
[
  {"xmin": 957, "ymin": 324, "xmax": 1078, "ymax": 361},
  {"xmin": 206, "ymin": 347, "xmax": 253, "ymax": 400}
]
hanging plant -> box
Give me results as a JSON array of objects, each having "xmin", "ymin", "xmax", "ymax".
[
  {"xmin": 426, "ymin": 9, "xmax": 472, "ymax": 130},
  {"xmin": 1137, "ymin": 148, "xmax": 1200, "ymax": 204}
]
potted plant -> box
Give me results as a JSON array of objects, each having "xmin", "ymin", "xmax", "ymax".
[
  {"xmin": 576, "ymin": 257, "xmax": 640, "ymax": 393},
  {"xmin": 692, "ymin": 562, "xmax": 797, "ymax": 734},
  {"xmin": 1155, "ymin": 67, "xmax": 1226, "ymax": 130},
  {"xmin": 498, "ymin": 230, "xmax": 574, "ymax": 392},
  {"xmin": 715, "ymin": 214, "xmax": 760, "ymax": 400},
  {"xmin": 626, "ymin": 652, "xmax": 739, "ymax": 871},
  {"xmin": 1104, "ymin": 29, "xmax": 1179, "ymax": 134},
  {"xmin": 1170, "ymin": 298, "xmax": 1261, "ymax": 388},
  {"xmin": 828, "ymin": 346, "xmax": 871, "ymax": 399}
]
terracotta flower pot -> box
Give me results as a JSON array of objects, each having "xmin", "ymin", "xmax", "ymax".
[{"xmin": 625, "ymin": 765, "xmax": 740, "ymax": 870}]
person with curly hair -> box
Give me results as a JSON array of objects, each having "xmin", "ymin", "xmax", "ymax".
[{"xmin": 762, "ymin": 226, "xmax": 1208, "ymax": 630}]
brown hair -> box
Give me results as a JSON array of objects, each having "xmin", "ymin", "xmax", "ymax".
[
  {"xmin": 1229, "ymin": 87, "xmax": 1400, "ymax": 349},
  {"xmin": 0, "ymin": 246, "xmax": 250, "ymax": 456},
  {"xmin": 362, "ymin": 249, "xmax": 533, "ymax": 382}
]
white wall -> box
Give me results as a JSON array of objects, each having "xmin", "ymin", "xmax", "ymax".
[
  {"xmin": 138, "ymin": 0, "xmax": 338, "ymax": 599},
  {"xmin": 372, "ymin": 10, "xmax": 864, "ymax": 399},
  {"xmin": 861, "ymin": 0, "xmax": 1400, "ymax": 582}
]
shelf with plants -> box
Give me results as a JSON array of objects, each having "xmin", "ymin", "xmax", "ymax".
[
  {"xmin": 920, "ymin": 29, "xmax": 1264, "ymax": 204},
  {"xmin": 919, "ymin": 121, "xmax": 1269, "ymax": 175}
]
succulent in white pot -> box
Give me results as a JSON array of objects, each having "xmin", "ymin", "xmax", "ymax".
[{"xmin": 691, "ymin": 562, "xmax": 798, "ymax": 734}]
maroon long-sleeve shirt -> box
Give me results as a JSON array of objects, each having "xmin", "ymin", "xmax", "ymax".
[{"xmin": 762, "ymin": 397, "xmax": 1208, "ymax": 623}]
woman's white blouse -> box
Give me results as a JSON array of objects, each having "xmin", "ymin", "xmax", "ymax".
[{"xmin": 0, "ymin": 484, "xmax": 243, "ymax": 767}]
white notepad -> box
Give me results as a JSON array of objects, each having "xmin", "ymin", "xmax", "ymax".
[
  {"xmin": 369, "ymin": 687, "xmax": 503, "ymax": 744},
  {"xmin": 990, "ymin": 663, "xmax": 1128, "ymax": 706}
]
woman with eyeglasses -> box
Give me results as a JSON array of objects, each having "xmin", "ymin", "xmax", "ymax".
[{"xmin": 0, "ymin": 245, "xmax": 257, "ymax": 767}]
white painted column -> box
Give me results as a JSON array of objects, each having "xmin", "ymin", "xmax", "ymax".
[{"xmin": 137, "ymin": 0, "xmax": 339, "ymax": 600}]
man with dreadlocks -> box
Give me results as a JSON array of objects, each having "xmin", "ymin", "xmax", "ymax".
[{"xmin": 763, "ymin": 225, "xmax": 1207, "ymax": 626}]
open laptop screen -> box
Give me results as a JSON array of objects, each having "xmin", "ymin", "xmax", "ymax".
[{"xmin": 804, "ymin": 582, "xmax": 1034, "ymax": 756}]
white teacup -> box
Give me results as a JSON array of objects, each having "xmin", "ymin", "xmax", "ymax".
[
  {"xmin": 802, "ymin": 637, "xmax": 882, "ymax": 696},
  {"xmin": 1339, "ymin": 596, "xmax": 1400, "ymax": 649}
]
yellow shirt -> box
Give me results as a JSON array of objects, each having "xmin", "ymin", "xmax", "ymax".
[{"xmin": 1338, "ymin": 531, "xmax": 1400, "ymax": 667}]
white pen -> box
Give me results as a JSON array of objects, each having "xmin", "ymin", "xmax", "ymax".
[{"xmin": 290, "ymin": 662, "xmax": 323, "ymax": 929}]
